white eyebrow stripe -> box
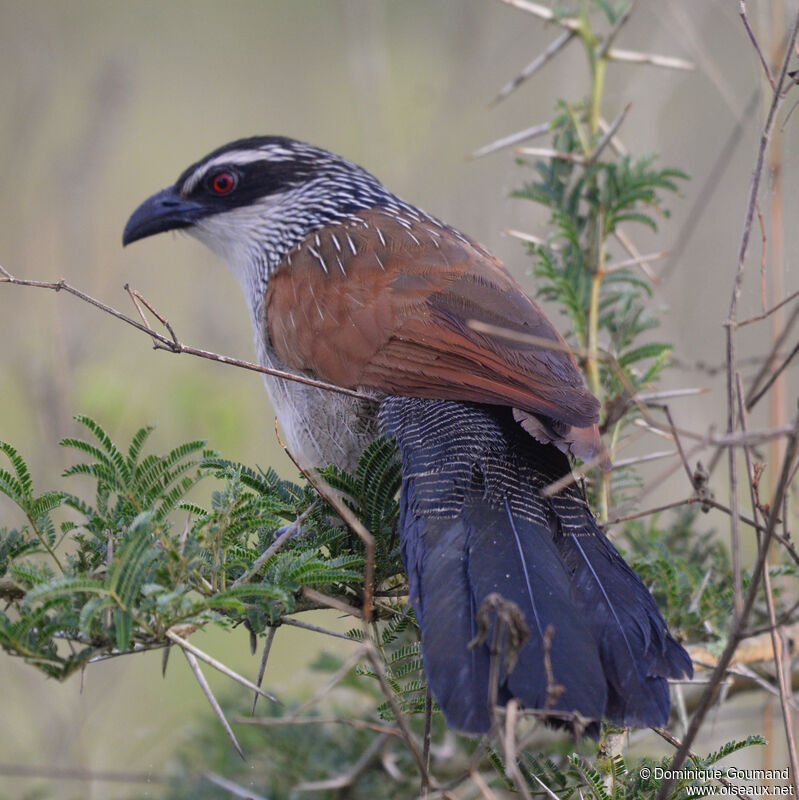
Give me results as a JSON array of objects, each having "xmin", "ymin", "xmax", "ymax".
[{"xmin": 182, "ymin": 148, "xmax": 295, "ymax": 193}]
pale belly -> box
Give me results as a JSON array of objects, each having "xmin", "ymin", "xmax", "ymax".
[{"xmin": 256, "ymin": 339, "xmax": 380, "ymax": 473}]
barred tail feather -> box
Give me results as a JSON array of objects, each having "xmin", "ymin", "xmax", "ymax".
[{"xmin": 381, "ymin": 396, "xmax": 692, "ymax": 735}]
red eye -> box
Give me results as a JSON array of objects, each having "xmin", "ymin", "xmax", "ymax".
[{"xmin": 210, "ymin": 171, "xmax": 236, "ymax": 194}]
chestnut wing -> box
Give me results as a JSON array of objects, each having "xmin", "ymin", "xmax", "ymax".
[{"xmin": 266, "ymin": 209, "xmax": 599, "ymax": 428}]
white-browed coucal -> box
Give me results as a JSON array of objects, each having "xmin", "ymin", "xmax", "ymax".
[{"xmin": 123, "ymin": 136, "xmax": 692, "ymax": 735}]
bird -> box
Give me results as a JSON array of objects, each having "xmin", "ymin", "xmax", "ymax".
[{"xmin": 123, "ymin": 135, "xmax": 692, "ymax": 735}]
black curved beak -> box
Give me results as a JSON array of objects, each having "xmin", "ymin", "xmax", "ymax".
[{"xmin": 122, "ymin": 186, "xmax": 207, "ymax": 246}]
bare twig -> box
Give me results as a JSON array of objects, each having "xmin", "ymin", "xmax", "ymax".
[
  {"xmin": 294, "ymin": 732, "xmax": 390, "ymax": 792},
  {"xmin": 491, "ymin": 30, "xmax": 576, "ymax": 106},
  {"xmin": 499, "ymin": 0, "xmax": 579, "ymax": 31},
  {"xmin": 613, "ymin": 228, "xmax": 658, "ymax": 282},
  {"xmin": 739, "ymin": 285, "xmax": 799, "ymax": 327},
  {"xmin": 470, "ymin": 121, "xmax": 551, "ymax": 159},
  {"xmin": 235, "ymin": 715, "xmax": 402, "ymax": 737},
  {"xmin": 586, "ymin": 103, "xmax": 631, "ymax": 165},
  {"xmin": 0, "ymin": 269, "xmax": 370, "ymax": 401},
  {"xmin": 604, "ymin": 250, "xmax": 668, "ymax": 274},
  {"xmin": 635, "ymin": 417, "xmax": 799, "ymax": 449},
  {"xmin": 0, "ymin": 763, "xmax": 173, "ymax": 784},
  {"xmin": 203, "ymin": 772, "xmax": 270, "ymax": 800},
  {"xmin": 739, "ymin": 1, "xmax": 777, "ymax": 90},
  {"xmin": 501, "ymin": 0, "xmax": 693, "ymax": 78},
  {"xmin": 286, "ymin": 645, "xmax": 366, "ymax": 720},
  {"xmin": 277, "ymin": 615, "xmax": 359, "ymax": 641},
  {"xmin": 302, "ymin": 587, "xmax": 363, "ymax": 618},
  {"xmin": 468, "ymin": 768, "xmax": 501, "ymax": 800},
  {"xmin": 503, "ymin": 228, "xmax": 559, "ymax": 248},
  {"xmin": 181, "ymin": 648, "xmax": 245, "ymax": 760},
  {"xmin": 605, "ymin": 48, "xmax": 694, "ymax": 71},
  {"xmin": 514, "ymin": 146, "xmax": 587, "ymax": 164},
  {"xmin": 596, "ymin": 2, "xmax": 635, "ymax": 59},
  {"xmin": 745, "ymin": 301, "xmax": 799, "ymax": 405},
  {"xmin": 756, "ymin": 201, "xmax": 768, "ymax": 312},
  {"xmin": 422, "ymin": 689, "xmax": 434, "ymax": 796},
  {"xmin": 606, "ymin": 496, "xmax": 699, "ymax": 526},
  {"xmin": 652, "ymin": 403, "xmax": 698, "ymax": 490},
  {"xmin": 746, "ymin": 338, "xmax": 799, "ymax": 411},
  {"xmin": 611, "ymin": 449, "xmax": 677, "ymax": 468},
  {"xmin": 503, "ymin": 700, "xmax": 533, "ymax": 800},
  {"xmin": 598, "ymin": 115, "xmax": 628, "ymax": 156},
  {"xmin": 166, "ymin": 629, "xmax": 279, "ymax": 704},
  {"xmin": 250, "ymin": 625, "xmax": 277, "ymax": 715}
]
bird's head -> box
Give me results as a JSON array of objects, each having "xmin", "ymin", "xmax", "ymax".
[{"xmin": 123, "ymin": 136, "xmax": 392, "ymax": 312}]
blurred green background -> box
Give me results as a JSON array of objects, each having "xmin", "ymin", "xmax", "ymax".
[{"xmin": 0, "ymin": 1, "xmax": 797, "ymax": 797}]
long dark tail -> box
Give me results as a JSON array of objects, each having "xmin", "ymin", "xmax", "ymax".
[{"xmin": 379, "ymin": 397, "xmax": 693, "ymax": 735}]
